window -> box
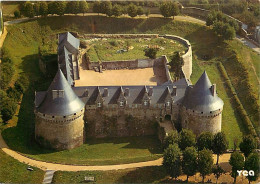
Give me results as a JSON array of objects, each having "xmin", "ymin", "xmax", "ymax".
[
  {"xmin": 144, "ymin": 100, "xmax": 148, "ymax": 106},
  {"xmin": 120, "ymin": 101, "xmax": 124, "ymax": 107},
  {"xmin": 166, "ymin": 101, "xmax": 170, "ymax": 106},
  {"xmin": 97, "ymin": 102, "xmax": 102, "ymax": 107}
]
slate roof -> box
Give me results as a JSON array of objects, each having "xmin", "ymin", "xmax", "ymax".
[
  {"xmin": 72, "ymin": 82, "xmax": 187, "ymax": 106},
  {"xmin": 35, "ymin": 69, "xmax": 85, "ymax": 116},
  {"xmin": 181, "ymin": 71, "xmax": 224, "ymax": 113},
  {"xmin": 58, "ymin": 32, "xmax": 80, "ymax": 55}
]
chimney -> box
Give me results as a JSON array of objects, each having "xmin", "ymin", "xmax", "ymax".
[
  {"xmin": 172, "ymin": 86, "xmax": 177, "ymax": 96},
  {"xmin": 211, "ymin": 84, "xmax": 216, "ymax": 96},
  {"xmin": 103, "ymin": 88, "xmax": 109, "ymax": 97},
  {"xmin": 84, "ymin": 89, "xmax": 88, "ymax": 97},
  {"xmin": 148, "ymin": 87, "xmax": 153, "ymax": 96},
  {"xmin": 124, "ymin": 88, "xmax": 129, "ymax": 97}
]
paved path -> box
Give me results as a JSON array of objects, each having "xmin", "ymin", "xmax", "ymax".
[{"xmin": 43, "ymin": 170, "xmax": 55, "ymax": 184}]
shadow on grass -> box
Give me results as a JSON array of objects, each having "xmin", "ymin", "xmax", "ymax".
[
  {"xmin": 86, "ymin": 135, "xmax": 163, "ymax": 155},
  {"xmin": 116, "ymin": 166, "xmax": 168, "ymax": 183},
  {"xmin": 2, "ymin": 54, "xmax": 56, "ymax": 155}
]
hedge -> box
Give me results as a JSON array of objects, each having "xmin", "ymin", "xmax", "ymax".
[{"xmin": 217, "ymin": 62, "xmax": 258, "ymax": 139}]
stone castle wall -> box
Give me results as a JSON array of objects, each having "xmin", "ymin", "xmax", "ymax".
[
  {"xmin": 35, "ymin": 109, "xmax": 85, "ymax": 150},
  {"xmin": 85, "ymin": 104, "xmax": 180, "ymax": 138},
  {"xmin": 180, "ymin": 106, "xmax": 222, "ymax": 135}
]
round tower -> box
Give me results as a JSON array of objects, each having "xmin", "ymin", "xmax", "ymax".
[
  {"xmin": 180, "ymin": 71, "xmax": 224, "ymax": 135},
  {"xmin": 34, "ymin": 69, "xmax": 85, "ymax": 150}
]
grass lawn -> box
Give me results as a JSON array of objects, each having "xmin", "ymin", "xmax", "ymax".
[
  {"xmin": 2, "ymin": 2, "xmax": 19, "ymax": 15},
  {"xmin": 87, "ymin": 37, "xmax": 186, "ymax": 62},
  {"xmin": 1, "ymin": 16, "xmax": 253, "ymax": 168},
  {"xmin": 52, "ymin": 166, "xmax": 168, "ymax": 183},
  {"xmin": 0, "ymin": 150, "xmax": 44, "ymax": 183}
]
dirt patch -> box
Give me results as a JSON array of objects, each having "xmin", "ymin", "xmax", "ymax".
[{"xmin": 75, "ymin": 67, "xmax": 167, "ymax": 86}]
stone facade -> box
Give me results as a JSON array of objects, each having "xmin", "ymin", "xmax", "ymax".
[
  {"xmin": 35, "ymin": 109, "xmax": 85, "ymax": 150},
  {"xmin": 180, "ymin": 106, "xmax": 222, "ymax": 135}
]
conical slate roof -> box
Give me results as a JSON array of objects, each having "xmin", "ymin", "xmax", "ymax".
[
  {"xmin": 37, "ymin": 69, "xmax": 85, "ymax": 116},
  {"xmin": 182, "ymin": 71, "xmax": 223, "ymax": 113}
]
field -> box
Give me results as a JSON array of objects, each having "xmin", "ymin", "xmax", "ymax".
[
  {"xmin": 87, "ymin": 37, "xmax": 186, "ymax": 62},
  {"xmin": 0, "ymin": 150, "xmax": 44, "ymax": 183},
  {"xmin": 0, "ymin": 16, "xmax": 257, "ymax": 168}
]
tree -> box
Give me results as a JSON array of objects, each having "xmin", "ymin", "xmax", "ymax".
[
  {"xmin": 14, "ymin": 10, "xmax": 21, "ymax": 18},
  {"xmin": 182, "ymin": 146, "xmax": 198, "ymax": 182},
  {"xmin": 33, "ymin": 2, "xmax": 40, "ymax": 17},
  {"xmin": 198, "ymin": 149, "xmax": 213, "ymax": 183},
  {"xmin": 239, "ymin": 135, "xmax": 257, "ymax": 157},
  {"xmin": 127, "ymin": 3, "xmax": 138, "ymax": 18},
  {"xmin": 179, "ymin": 129, "xmax": 196, "ymax": 150},
  {"xmin": 169, "ymin": 51, "xmax": 184, "ymax": 80},
  {"xmin": 144, "ymin": 47, "xmax": 159, "ymax": 59},
  {"xmin": 137, "ymin": 7, "xmax": 144, "ymax": 17},
  {"xmin": 48, "ymin": 2, "xmax": 55, "ymax": 15},
  {"xmin": 212, "ymin": 165, "xmax": 225, "ymax": 184},
  {"xmin": 112, "ymin": 4, "xmax": 122, "ymax": 17},
  {"xmin": 197, "ymin": 132, "xmax": 213, "ymax": 151},
  {"xmin": 164, "ymin": 130, "xmax": 179, "ymax": 149},
  {"xmin": 222, "ymin": 24, "xmax": 236, "ymax": 40},
  {"xmin": 79, "ymin": 1, "xmax": 89, "ymax": 16},
  {"xmin": 39, "ymin": 2, "xmax": 48, "ymax": 17},
  {"xmin": 24, "ymin": 2, "xmax": 35, "ymax": 18},
  {"xmin": 92, "ymin": 1, "xmax": 101, "ymax": 15},
  {"xmin": 159, "ymin": 2, "xmax": 179, "ymax": 19},
  {"xmin": 66, "ymin": 1, "xmax": 80, "ymax": 15},
  {"xmin": 145, "ymin": 9, "xmax": 150, "ymax": 17},
  {"xmin": 244, "ymin": 152, "xmax": 259, "ymax": 183},
  {"xmin": 100, "ymin": 1, "xmax": 112, "ymax": 15},
  {"xmin": 163, "ymin": 143, "xmax": 182, "ymax": 180},
  {"xmin": 0, "ymin": 90, "xmax": 17, "ymax": 122},
  {"xmin": 212, "ymin": 132, "xmax": 228, "ymax": 165},
  {"xmin": 229, "ymin": 151, "xmax": 244, "ymax": 183},
  {"xmin": 53, "ymin": 1, "xmax": 66, "ymax": 16}
]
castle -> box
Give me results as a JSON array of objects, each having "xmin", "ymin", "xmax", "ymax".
[{"xmin": 34, "ymin": 32, "xmax": 224, "ymax": 150}]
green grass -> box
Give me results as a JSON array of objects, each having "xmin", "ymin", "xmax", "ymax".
[
  {"xmin": 0, "ymin": 150, "xmax": 44, "ymax": 183},
  {"xmin": 2, "ymin": 2, "xmax": 19, "ymax": 15},
  {"xmin": 1, "ymin": 16, "xmax": 253, "ymax": 167},
  {"xmin": 52, "ymin": 166, "xmax": 168, "ymax": 183},
  {"xmin": 87, "ymin": 38, "xmax": 186, "ymax": 62}
]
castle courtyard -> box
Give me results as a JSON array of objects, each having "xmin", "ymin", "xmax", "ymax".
[{"xmin": 75, "ymin": 67, "xmax": 168, "ymax": 86}]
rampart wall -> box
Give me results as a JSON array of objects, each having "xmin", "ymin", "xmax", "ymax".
[{"xmin": 84, "ymin": 34, "xmax": 192, "ymax": 79}]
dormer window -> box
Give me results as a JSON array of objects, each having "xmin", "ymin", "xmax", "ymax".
[
  {"xmin": 166, "ymin": 101, "xmax": 171, "ymax": 106},
  {"xmin": 120, "ymin": 101, "xmax": 124, "ymax": 107},
  {"xmin": 97, "ymin": 102, "xmax": 102, "ymax": 107},
  {"xmin": 144, "ymin": 100, "xmax": 148, "ymax": 106}
]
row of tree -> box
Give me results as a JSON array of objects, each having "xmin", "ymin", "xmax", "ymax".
[
  {"xmin": 16, "ymin": 1, "xmax": 182, "ymax": 19},
  {"xmin": 206, "ymin": 11, "xmax": 238, "ymax": 40},
  {"xmin": 0, "ymin": 49, "xmax": 29, "ymax": 123},
  {"xmin": 163, "ymin": 129, "xmax": 259, "ymax": 183}
]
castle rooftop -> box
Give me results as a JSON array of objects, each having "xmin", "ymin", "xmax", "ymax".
[
  {"xmin": 182, "ymin": 71, "xmax": 224, "ymax": 113},
  {"xmin": 35, "ymin": 69, "xmax": 84, "ymax": 116}
]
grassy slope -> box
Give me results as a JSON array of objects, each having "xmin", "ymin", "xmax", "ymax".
[
  {"xmin": 1, "ymin": 16, "xmax": 251, "ymax": 166},
  {"xmin": 53, "ymin": 166, "xmax": 167, "ymax": 183},
  {"xmin": 0, "ymin": 150, "xmax": 44, "ymax": 183}
]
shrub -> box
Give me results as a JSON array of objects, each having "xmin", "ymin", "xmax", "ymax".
[
  {"xmin": 7, "ymin": 87, "xmax": 21, "ymax": 101},
  {"xmin": 112, "ymin": 4, "xmax": 122, "ymax": 17},
  {"xmin": 14, "ymin": 75, "xmax": 29, "ymax": 93},
  {"xmin": 164, "ymin": 130, "xmax": 179, "ymax": 149},
  {"xmin": 14, "ymin": 10, "xmax": 21, "ymax": 18},
  {"xmin": 144, "ymin": 47, "xmax": 159, "ymax": 59},
  {"xmin": 159, "ymin": 2, "xmax": 179, "ymax": 18},
  {"xmin": 127, "ymin": 3, "xmax": 138, "ymax": 18},
  {"xmin": 137, "ymin": 7, "xmax": 144, "ymax": 16}
]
